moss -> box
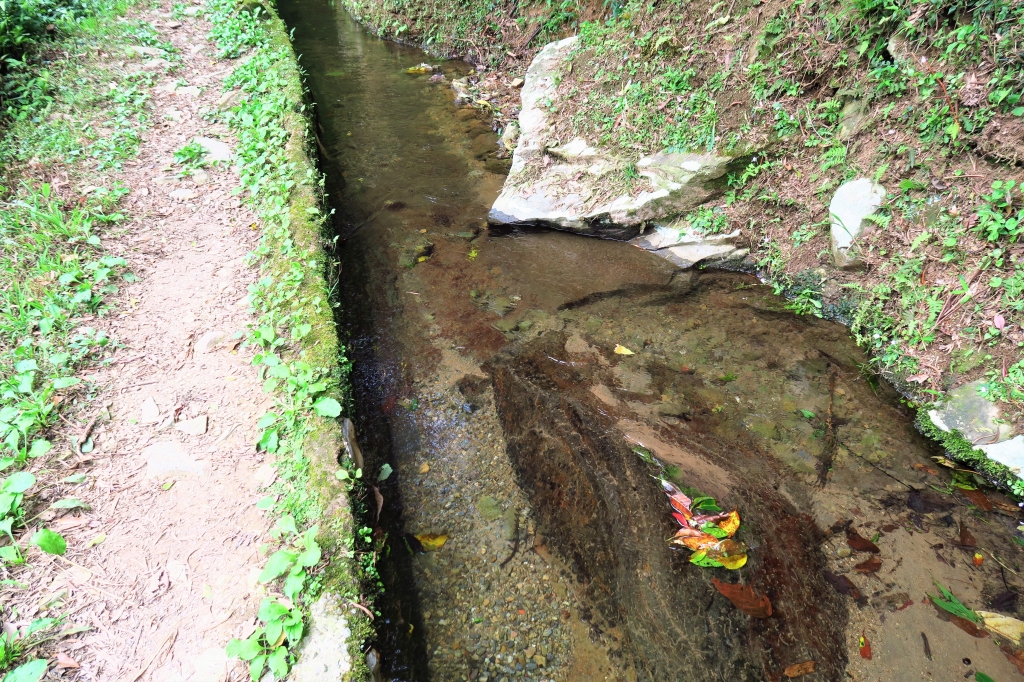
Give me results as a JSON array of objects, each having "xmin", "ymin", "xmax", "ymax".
[
  {"xmin": 235, "ymin": 7, "xmax": 373, "ymax": 680},
  {"xmin": 915, "ymin": 409, "xmax": 1021, "ymax": 497}
]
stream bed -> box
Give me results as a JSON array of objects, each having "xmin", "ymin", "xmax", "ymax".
[{"xmin": 277, "ymin": 2, "xmax": 1024, "ymax": 681}]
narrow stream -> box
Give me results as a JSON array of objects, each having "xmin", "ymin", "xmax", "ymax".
[{"xmin": 278, "ymin": 3, "xmax": 1024, "ymax": 681}]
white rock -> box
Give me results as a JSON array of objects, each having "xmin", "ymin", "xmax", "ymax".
[
  {"xmin": 290, "ymin": 594, "xmax": 353, "ymax": 681},
  {"xmin": 188, "ymin": 647, "xmax": 228, "ymax": 682},
  {"xmin": 140, "ymin": 396, "xmax": 161, "ymax": 424},
  {"xmin": 195, "ymin": 137, "xmax": 232, "ymax": 163},
  {"xmin": 169, "ymin": 188, "xmax": 197, "ymax": 201},
  {"xmin": 175, "ymin": 415, "xmax": 208, "ymax": 436},
  {"xmin": 829, "ymin": 178, "xmax": 885, "ymax": 268},
  {"xmin": 196, "ymin": 329, "xmax": 229, "ymax": 354},
  {"xmin": 144, "ymin": 441, "xmax": 204, "ymax": 478}
]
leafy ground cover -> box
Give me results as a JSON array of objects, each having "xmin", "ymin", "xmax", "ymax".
[{"xmin": 0, "ymin": 2, "xmax": 166, "ymax": 678}]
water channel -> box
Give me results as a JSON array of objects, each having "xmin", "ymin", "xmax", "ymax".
[{"xmin": 276, "ymin": 2, "xmax": 1024, "ymax": 680}]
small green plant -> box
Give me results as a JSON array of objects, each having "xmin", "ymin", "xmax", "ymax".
[
  {"xmin": 975, "ymin": 180, "xmax": 1022, "ymax": 243},
  {"xmin": 173, "ymin": 139, "xmax": 208, "ymax": 176},
  {"xmin": 226, "ymin": 598, "xmax": 304, "ymax": 681},
  {"xmin": 686, "ymin": 206, "xmax": 728, "ymax": 235},
  {"xmin": 927, "ymin": 580, "xmax": 980, "ymax": 623}
]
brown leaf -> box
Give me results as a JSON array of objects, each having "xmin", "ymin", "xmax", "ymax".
[
  {"xmin": 711, "ymin": 578, "xmax": 772, "ymax": 618},
  {"xmin": 994, "ymin": 500, "xmax": 1020, "ymax": 515},
  {"xmin": 55, "ymin": 653, "xmax": 80, "ymax": 669},
  {"xmin": 859, "ymin": 634, "xmax": 872, "ymax": 659},
  {"xmin": 854, "ymin": 556, "xmax": 882, "ymax": 573},
  {"xmin": 783, "ymin": 660, "xmax": 816, "ymax": 678},
  {"xmin": 962, "ymin": 488, "xmax": 994, "ymax": 512},
  {"xmin": 1002, "ymin": 645, "xmax": 1024, "ymax": 675},
  {"xmin": 847, "ymin": 529, "xmax": 880, "ymax": 553},
  {"xmin": 371, "ymin": 485, "xmax": 384, "ymax": 522},
  {"xmin": 949, "ymin": 614, "xmax": 989, "ymax": 638},
  {"xmin": 824, "ymin": 571, "xmax": 865, "ymax": 603},
  {"xmin": 959, "ymin": 525, "xmax": 977, "ymax": 547}
]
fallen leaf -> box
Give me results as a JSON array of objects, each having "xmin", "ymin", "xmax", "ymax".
[
  {"xmin": 613, "ymin": 344, "xmax": 635, "ymax": 355},
  {"xmin": 1001, "ymin": 645, "xmax": 1024, "ymax": 675},
  {"xmin": 912, "ymin": 462, "xmax": 940, "ymax": 476},
  {"xmin": 859, "ymin": 634, "xmax": 872, "ymax": 660},
  {"xmin": 674, "ymin": 533, "xmax": 721, "ymax": 551},
  {"xmin": 55, "ymin": 653, "xmax": 80, "ymax": 669},
  {"xmin": 974, "ymin": 552, "xmax": 984, "ymax": 567},
  {"xmin": 718, "ymin": 553, "xmax": 748, "ymax": 570},
  {"xmin": 372, "ymin": 485, "xmax": 384, "ymax": 522},
  {"xmin": 418, "ymin": 462, "xmax": 430, "ymax": 474},
  {"xmin": 711, "ymin": 578, "xmax": 772, "ymax": 618},
  {"xmin": 994, "ymin": 314, "xmax": 1006, "ymax": 330},
  {"xmin": 718, "ymin": 510, "xmax": 740, "ymax": 537},
  {"xmin": 854, "ymin": 556, "xmax": 882, "ymax": 573},
  {"xmin": 847, "ymin": 529, "xmax": 880, "ymax": 553},
  {"xmin": 824, "ymin": 571, "xmax": 864, "ymax": 602},
  {"xmin": 977, "ymin": 611, "xmax": 1024, "ymax": 644},
  {"xmin": 948, "ymin": 614, "xmax": 989, "ymax": 638},
  {"xmin": 994, "ymin": 500, "xmax": 1021, "ymax": 514},
  {"xmin": 907, "ymin": 373, "xmax": 929, "ymax": 383},
  {"xmin": 86, "ymin": 533, "xmax": 106, "ymax": 548},
  {"xmin": 783, "ymin": 660, "xmax": 816, "ymax": 678},
  {"xmin": 414, "ymin": 533, "xmax": 448, "ymax": 552},
  {"xmin": 963, "ymin": 488, "xmax": 994, "ymax": 511},
  {"xmin": 960, "ymin": 525, "xmax": 978, "ymax": 547}
]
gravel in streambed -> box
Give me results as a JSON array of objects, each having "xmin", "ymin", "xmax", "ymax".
[{"xmin": 392, "ymin": 387, "xmax": 577, "ymax": 681}]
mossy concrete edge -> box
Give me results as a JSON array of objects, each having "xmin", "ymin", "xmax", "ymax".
[{"xmin": 259, "ymin": 8, "xmax": 374, "ymax": 680}]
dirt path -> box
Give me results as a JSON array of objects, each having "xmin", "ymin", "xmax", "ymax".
[{"xmin": 4, "ymin": 7, "xmax": 276, "ymax": 681}]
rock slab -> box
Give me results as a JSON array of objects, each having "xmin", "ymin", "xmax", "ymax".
[
  {"xmin": 488, "ymin": 38, "xmax": 738, "ymax": 239},
  {"xmin": 928, "ymin": 379, "xmax": 1024, "ymax": 476},
  {"xmin": 829, "ymin": 178, "xmax": 885, "ymax": 268},
  {"xmin": 290, "ymin": 594, "xmax": 352, "ymax": 681}
]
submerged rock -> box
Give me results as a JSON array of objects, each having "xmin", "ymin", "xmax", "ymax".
[
  {"xmin": 928, "ymin": 379, "xmax": 1024, "ymax": 475},
  {"xmin": 488, "ymin": 38, "xmax": 741, "ymax": 240},
  {"xmin": 829, "ymin": 178, "xmax": 885, "ymax": 268},
  {"xmin": 634, "ymin": 221, "xmax": 748, "ymax": 269}
]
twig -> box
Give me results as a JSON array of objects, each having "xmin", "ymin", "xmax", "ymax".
[
  {"xmin": 817, "ymin": 366, "xmax": 839, "ymax": 486},
  {"xmin": 348, "ymin": 600, "xmax": 375, "ymax": 620},
  {"xmin": 500, "ymin": 515, "xmax": 521, "ymax": 569},
  {"xmin": 77, "ymin": 413, "xmax": 101, "ymax": 455}
]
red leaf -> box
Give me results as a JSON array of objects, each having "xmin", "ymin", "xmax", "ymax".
[
  {"xmin": 1002, "ymin": 646, "xmax": 1024, "ymax": 675},
  {"xmin": 962, "ymin": 488, "xmax": 993, "ymax": 511},
  {"xmin": 859, "ymin": 635, "xmax": 872, "ymax": 659},
  {"xmin": 847, "ymin": 529, "xmax": 880, "ymax": 553},
  {"xmin": 824, "ymin": 571, "xmax": 864, "ymax": 603},
  {"xmin": 854, "ymin": 556, "xmax": 881, "ymax": 573},
  {"xmin": 711, "ymin": 578, "xmax": 772, "ymax": 618}
]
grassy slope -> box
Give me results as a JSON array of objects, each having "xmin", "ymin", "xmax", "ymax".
[{"xmin": 339, "ymin": 0, "xmax": 1024, "ymax": 491}]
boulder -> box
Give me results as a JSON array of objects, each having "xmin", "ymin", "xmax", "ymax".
[
  {"xmin": 290, "ymin": 594, "xmax": 353, "ymax": 681},
  {"xmin": 829, "ymin": 178, "xmax": 885, "ymax": 268},
  {"xmin": 634, "ymin": 221, "xmax": 748, "ymax": 269},
  {"xmin": 488, "ymin": 38, "xmax": 739, "ymax": 239}
]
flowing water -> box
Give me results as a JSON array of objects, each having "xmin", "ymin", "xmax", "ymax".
[{"xmin": 277, "ymin": 3, "xmax": 1024, "ymax": 681}]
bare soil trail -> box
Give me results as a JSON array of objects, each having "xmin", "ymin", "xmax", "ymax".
[{"xmin": 3, "ymin": 6, "xmax": 278, "ymax": 681}]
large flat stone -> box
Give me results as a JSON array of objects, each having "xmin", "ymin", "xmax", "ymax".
[
  {"xmin": 144, "ymin": 441, "xmax": 205, "ymax": 478},
  {"xmin": 488, "ymin": 39, "xmax": 739, "ymax": 239},
  {"xmin": 929, "ymin": 379, "xmax": 1024, "ymax": 477}
]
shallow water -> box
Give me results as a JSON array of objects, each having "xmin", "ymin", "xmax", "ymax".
[{"xmin": 278, "ymin": 3, "xmax": 1024, "ymax": 681}]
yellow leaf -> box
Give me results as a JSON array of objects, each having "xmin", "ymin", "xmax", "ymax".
[
  {"xmin": 978, "ymin": 611, "xmax": 1024, "ymax": 644},
  {"xmin": 614, "ymin": 345, "xmax": 635, "ymax": 355},
  {"xmin": 719, "ymin": 552, "xmax": 747, "ymax": 570},
  {"xmin": 415, "ymin": 533, "xmax": 448, "ymax": 551},
  {"xmin": 418, "ymin": 463, "xmax": 430, "ymax": 474},
  {"xmin": 86, "ymin": 533, "xmax": 106, "ymax": 548},
  {"xmin": 719, "ymin": 510, "xmax": 740, "ymax": 537}
]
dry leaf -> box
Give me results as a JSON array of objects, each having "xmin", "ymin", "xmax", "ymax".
[
  {"xmin": 959, "ymin": 525, "xmax": 977, "ymax": 547},
  {"xmin": 613, "ymin": 344, "xmax": 635, "ymax": 355},
  {"xmin": 962, "ymin": 488, "xmax": 994, "ymax": 511},
  {"xmin": 824, "ymin": 571, "xmax": 864, "ymax": 603},
  {"xmin": 994, "ymin": 314, "xmax": 1006, "ymax": 330},
  {"xmin": 372, "ymin": 486, "xmax": 384, "ymax": 523},
  {"xmin": 718, "ymin": 510, "xmax": 740, "ymax": 537},
  {"xmin": 418, "ymin": 462, "xmax": 430, "ymax": 474},
  {"xmin": 783, "ymin": 661, "xmax": 816, "ymax": 678},
  {"xmin": 859, "ymin": 634, "xmax": 872, "ymax": 659},
  {"xmin": 55, "ymin": 653, "xmax": 80, "ymax": 669},
  {"xmin": 977, "ymin": 611, "xmax": 1024, "ymax": 644},
  {"xmin": 912, "ymin": 462, "xmax": 939, "ymax": 476},
  {"xmin": 414, "ymin": 533, "xmax": 448, "ymax": 552},
  {"xmin": 711, "ymin": 578, "xmax": 772, "ymax": 618},
  {"xmin": 949, "ymin": 614, "xmax": 989, "ymax": 638},
  {"xmin": 854, "ymin": 556, "xmax": 881, "ymax": 574},
  {"xmin": 846, "ymin": 529, "xmax": 880, "ymax": 553},
  {"xmin": 1002, "ymin": 645, "xmax": 1024, "ymax": 675}
]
